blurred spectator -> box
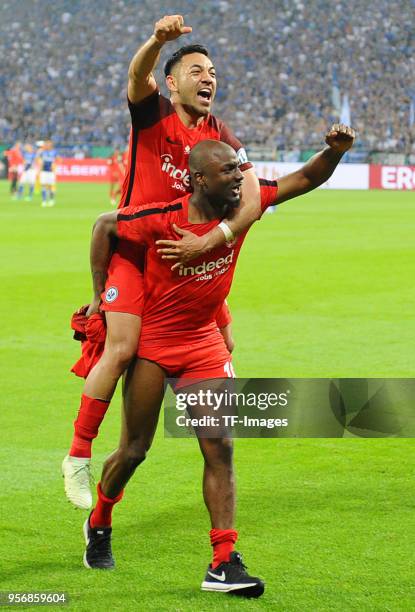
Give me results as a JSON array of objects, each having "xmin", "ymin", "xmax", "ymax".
[{"xmin": 0, "ymin": 0, "xmax": 413, "ymax": 154}]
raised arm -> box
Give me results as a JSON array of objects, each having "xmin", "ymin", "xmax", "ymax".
[
  {"xmin": 128, "ymin": 15, "xmax": 192, "ymax": 104},
  {"xmin": 276, "ymin": 124, "xmax": 355, "ymax": 204},
  {"xmin": 87, "ymin": 212, "xmax": 118, "ymax": 316},
  {"xmin": 157, "ymin": 124, "xmax": 355, "ymax": 266}
]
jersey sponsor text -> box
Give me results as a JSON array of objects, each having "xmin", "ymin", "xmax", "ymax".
[
  {"xmin": 161, "ymin": 154, "xmax": 191, "ymax": 188},
  {"xmin": 178, "ymin": 250, "xmax": 235, "ymax": 278}
]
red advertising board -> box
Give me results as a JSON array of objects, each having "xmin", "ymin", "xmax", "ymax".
[
  {"xmin": 55, "ymin": 158, "xmax": 110, "ymax": 182},
  {"xmin": 48, "ymin": 160, "xmax": 415, "ymax": 190},
  {"xmin": 370, "ymin": 165, "xmax": 415, "ymax": 190}
]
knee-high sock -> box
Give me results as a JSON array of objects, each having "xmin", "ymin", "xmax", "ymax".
[{"xmin": 69, "ymin": 394, "xmax": 110, "ymax": 458}]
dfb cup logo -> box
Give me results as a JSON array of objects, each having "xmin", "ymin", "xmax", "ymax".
[{"xmin": 105, "ymin": 286, "xmax": 118, "ymax": 303}]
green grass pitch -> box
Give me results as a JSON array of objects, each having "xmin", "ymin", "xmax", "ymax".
[{"xmin": 0, "ymin": 181, "xmax": 414, "ymax": 610}]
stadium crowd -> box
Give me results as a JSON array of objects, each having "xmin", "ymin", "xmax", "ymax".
[{"xmin": 0, "ymin": 0, "xmax": 414, "ymax": 154}]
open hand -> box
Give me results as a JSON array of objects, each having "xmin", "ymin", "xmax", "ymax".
[
  {"xmin": 154, "ymin": 15, "xmax": 192, "ymax": 44},
  {"xmin": 325, "ymin": 123, "xmax": 356, "ymax": 153},
  {"xmin": 156, "ymin": 224, "xmax": 208, "ymax": 270}
]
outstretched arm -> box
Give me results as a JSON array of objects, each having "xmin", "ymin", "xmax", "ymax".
[
  {"xmin": 87, "ymin": 212, "xmax": 118, "ymax": 316},
  {"xmin": 157, "ymin": 124, "xmax": 355, "ymax": 266},
  {"xmin": 276, "ymin": 124, "xmax": 355, "ymax": 204},
  {"xmin": 128, "ymin": 15, "xmax": 192, "ymax": 103}
]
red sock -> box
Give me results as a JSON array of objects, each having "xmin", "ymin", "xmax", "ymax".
[
  {"xmin": 69, "ymin": 394, "xmax": 110, "ymax": 458},
  {"xmin": 210, "ymin": 528, "xmax": 238, "ymax": 568},
  {"xmin": 90, "ymin": 482, "xmax": 124, "ymax": 528}
]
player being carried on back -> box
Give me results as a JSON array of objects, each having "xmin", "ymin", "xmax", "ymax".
[
  {"xmin": 62, "ymin": 14, "xmax": 262, "ymax": 509},
  {"xmin": 80, "ymin": 127, "xmax": 355, "ymax": 596}
]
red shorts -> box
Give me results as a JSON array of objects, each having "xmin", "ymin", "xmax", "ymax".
[
  {"xmin": 100, "ymin": 241, "xmax": 145, "ymax": 317},
  {"xmin": 139, "ymin": 332, "xmax": 235, "ymax": 386}
]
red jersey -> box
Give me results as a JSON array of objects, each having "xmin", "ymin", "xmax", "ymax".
[
  {"xmin": 116, "ymin": 181, "xmax": 278, "ymax": 347},
  {"xmin": 5, "ymin": 148, "xmax": 23, "ymax": 168},
  {"xmin": 119, "ymin": 90, "xmax": 252, "ymax": 209}
]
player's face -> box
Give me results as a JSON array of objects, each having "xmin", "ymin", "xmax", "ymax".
[
  {"xmin": 203, "ymin": 151, "xmax": 244, "ymax": 212},
  {"xmin": 172, "ymin": 53, "xmax": 217, "ymax": 116}
]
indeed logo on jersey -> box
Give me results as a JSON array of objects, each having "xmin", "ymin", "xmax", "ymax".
[
  {"xmin": 161, "ymin": 154, "xmax": 191, "ymax": 189},
  {"xmin": 178, "ymin": 250, "xmax": 235, "ymax": 279}
]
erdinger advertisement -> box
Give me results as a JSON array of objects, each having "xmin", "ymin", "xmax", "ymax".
[{"xmin": 369, "ymin": 165, "xmax": 415, "ymax": 190}]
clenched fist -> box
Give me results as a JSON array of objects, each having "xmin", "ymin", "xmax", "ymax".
[
  {"xmin": 153, "ymin": 15, "xmax": 192, "ymax": 44},
  {"xmin": 325, "ymin": 123, "xmax": 356, "ymax": 153}
]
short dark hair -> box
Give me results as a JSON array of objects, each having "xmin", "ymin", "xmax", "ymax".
[{"xmin": 164, "ymin": 44, "xmax": 209, "ymax": 77}]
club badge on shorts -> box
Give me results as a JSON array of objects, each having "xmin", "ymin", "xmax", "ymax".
[{"xmin": 105, "ymin": 286, "xmax": 118, "ymax": 303}]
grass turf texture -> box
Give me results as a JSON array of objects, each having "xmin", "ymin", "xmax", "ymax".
[{"xmin": 0, "ymin": 182, "xmax": 414, "ymax": 610}]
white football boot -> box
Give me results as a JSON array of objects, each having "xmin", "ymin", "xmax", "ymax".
[{"xmin": 62, "ymin": 455, "xmax": 93, "ymax": 510}]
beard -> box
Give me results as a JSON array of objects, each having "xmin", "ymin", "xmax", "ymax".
[
  {"xmin": 209, "ymin": 193, "xmax": 240, "ymax": 218},
  {"xmin": 181, "ymin": 99, "xmax": 210, "ymax": 118}
]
